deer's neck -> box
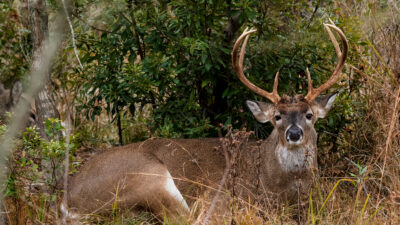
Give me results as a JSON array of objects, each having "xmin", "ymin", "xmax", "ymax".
[{"xmin": 275, "ymin": 143, "xmax": 315, "ymax": 173}]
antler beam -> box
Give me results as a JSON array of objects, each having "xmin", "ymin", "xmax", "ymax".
[
  {"xmin": 304, "ymin": 21, "xmax": 348, "ymax": 103},
  {"xmin": 232, "ymin": 28, "xmax": 281, "ymax": 104}
]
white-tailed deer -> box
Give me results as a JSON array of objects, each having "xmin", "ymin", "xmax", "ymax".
[{"xmin": 63, "ymin": 21, "xmax": 348, "ymax": 220}]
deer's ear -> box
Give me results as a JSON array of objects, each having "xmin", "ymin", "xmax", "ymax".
[
  {"xmin": 246, "ymin": 100, "xmax": 275, "ymax": 123},
  {"xmin": 311, "ymin": 92, "xmax": 337, "ymax": 119}
]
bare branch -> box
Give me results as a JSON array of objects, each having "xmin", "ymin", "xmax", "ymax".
[
  {"xmin": 61, "ymin": 112, "xmax": 71, "ymax": 224},
  {"xmin": 62, "ymin": 0, "xmax": 83, "ymax": 70}
]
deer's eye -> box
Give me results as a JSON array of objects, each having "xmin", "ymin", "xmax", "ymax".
[
  {"xmin": 275, "ymin": 115, "xmax": 281, "ymax": 121},
  {"xmin": 306, "ymin": 113, "xmax": 313, "ymax": 120}
]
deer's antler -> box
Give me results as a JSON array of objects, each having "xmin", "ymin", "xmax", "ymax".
[
  {"xmin": 232, "ymin": 27, "xmax": 281, "ymax": 104},
  {"xmin": 304, "ymin": 21, "xmax": 348, "ymax": 103}
]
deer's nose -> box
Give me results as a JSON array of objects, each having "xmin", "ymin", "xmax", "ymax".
[{"xmin": 286, "ymin": 126, "xmax": 303, "ymax": 142}]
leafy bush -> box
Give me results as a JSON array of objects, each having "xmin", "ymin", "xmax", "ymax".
[
  {"xmin": 0, "ymin": 1, "xmax": 30, "ymax": 86},
  {"xmin": 75, "ymin": 0, "xmax": 357, "ymax": 145},
  {"xmin": 6, "ymin": 118, "xmax": 79, "ymax": 203}
]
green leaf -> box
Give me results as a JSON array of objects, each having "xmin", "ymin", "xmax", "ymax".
[
  {"xmin": 201, "ymin": 80, "xmax": 210, "ymax": 88},
  {"xmin": 205, "ymin": 62, "xmax": 212, "ymax": 71}
]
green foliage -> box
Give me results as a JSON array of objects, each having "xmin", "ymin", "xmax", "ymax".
[
  {"xmin": 44, "ymin": 118, "xmax": 64, "ymax": 139},
  {"xmin": 43, "ymin": 0, "xmax": 360, "ymax": 141},
  {"xmin": 6, "ymin": 119, "xmax": 80, "ymax": 202},
  {"xmin": 349, "ymin": 161, "xmax": 367, "ymax": 184},
  {"xmin": 74, "ymin": 0, "xmax": 356, "ymax": 143},
  {"xmin": 0, "ymin": 122, "xmax": 6, "ymax": 135},
  {"xmin": 5, "ymin": 173, "xmax": 17, "ymax": 198},
  {"xmin": 0, "ymin": 1, "xmax": 30, "ymax": 86},
  {"xmin": 1, "ymin": 0, "xmax": 399, "ymax": 224}
]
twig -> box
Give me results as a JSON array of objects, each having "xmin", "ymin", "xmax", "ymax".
[
  {"xmin": 348, "ymin": 64, "xmax": 395, "ymax": 97},
  {"xmin": 61, "ymin": 0, "xmax": 83, "ymax": 70},
  {"xmin": 307, "ymin": 0, "xmax": 320, "ymax": 28},
  {"xmin": 71, "ymin": 12, "xmax": 115, "ymax": 34},
  {"xmin": 120, "ymin": 12, "xmax": 146, "ymax": 60},
  {"xmin": 202, "ymin": 127, "xmax": 252, "ymax": 225},
  {"xmin": 376, "ymin": 86, "xmax": 400, "ymax": 204},
  {"xmin": 344, "ymin": 157, "xmax": 381, "ymax": 212},
  {"xmin": 201, "ymin": 155, "xmax": 230, "ymax": 225},
  {"xmin": 2, "ymin": 201, "xmax": 12, "ymax": 225},
  {"xmin": 61, "ymin": 109, "xmax": 72, "ymax": 224},
  {"xmin": 389, "ymin": 0, "xmax": 400, "ymax": 12},
  {"xmin": 202, "ymin": 129, "xmax": 232, "ymax": 225}
]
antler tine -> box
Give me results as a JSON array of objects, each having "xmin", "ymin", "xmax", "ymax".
[
  {"xmin": 306, "ymin": 67, "xmax": 312, "ymax": 91},
  {"xmin": 232, "ymin": 28, "xmax": 281, "ymax": 104},
  {"xmin": 304, "ymin": 21, "xmax": 348, "ymax": 103},
  {"xmin": 326, "ymin": 19, "xmax": 342, "ymax": 57}
]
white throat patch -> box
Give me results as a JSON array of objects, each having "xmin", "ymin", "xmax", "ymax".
[{"xmin": 276, "ymin": 144, "xmax": 314, "ymax": 172}]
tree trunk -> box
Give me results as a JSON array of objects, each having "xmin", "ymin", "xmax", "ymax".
[
  {"xmin": 35, "ymin": 84, "xmax": 60, "ymax": 137},
  {"xmin": 28, "ymin": 0, "xmax": 61, "ymax": 202},
  {"xmin": 28, "ymin": 0, "xmax": 60, "ymax": 138},
  {"xmin": 198, "ymin": 10, "xmax": 243, "ymax": 125},
  {"xmin": 116, "ymin": 108, "xmax": 123, "ymax": 145}
]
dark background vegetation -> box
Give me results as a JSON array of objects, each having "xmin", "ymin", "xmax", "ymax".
[{"xmin": 0, "ymin": 0, "xmax": 370, "ymax": 143}]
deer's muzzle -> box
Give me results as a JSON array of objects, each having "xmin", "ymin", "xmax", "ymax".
[{"xmin": 286, "ymin": 125, "xmax": 303, "ymax": 143}]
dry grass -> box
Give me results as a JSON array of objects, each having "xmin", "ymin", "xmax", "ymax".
[{"xmin": 3, "ymin": 1, "xmax": 400, "ymax": 225}]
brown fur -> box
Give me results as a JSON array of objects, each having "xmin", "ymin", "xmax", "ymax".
[{"xmin": 66, "ymin": 94, "xmax": 337, "ymax": 219}]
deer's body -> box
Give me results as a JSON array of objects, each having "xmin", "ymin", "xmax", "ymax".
[
  {"xmin": 67, "ymin": 126, "xmax": 317, "ymax": 217},
  {"xmin": 64, "ymin": 22, "xmax": 348, "ymax": 220},
  {"xmin": 67, "ymin": 138, "xmax": 225, "ymax": 215}
]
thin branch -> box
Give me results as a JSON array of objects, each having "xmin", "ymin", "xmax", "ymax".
[
  {"xmin": 62, "ymin": 0, "xmax": 83, "ymax": 70},
  {"xmin": 120, "ymin": 12, "xmax": 145, "ymax": 60},
  {"xmin": 202, "ymin": 127, "xmax": 252, "ymax": 225},
  {"xmin": 307, "ymin": 0, "xmax": 320, "ymax": 28},
  {"xmin": 376, "ymin": 86, "xmax": 400, "ymax": 203},
  {"xmin": 71, "ymin": 12, "xmax": 115, "ymax": 34},
  {"xmin": 202, "ymin": 129, "xmax": 232, "ymax": 225},
  {"xmin": 61, "ymin": 109, "xmax": 71, "ymax": 224}
]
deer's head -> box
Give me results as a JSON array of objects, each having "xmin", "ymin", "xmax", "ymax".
[{"xmin": 232, "ymin": 22, "xmax": 348, "ymax": 148}]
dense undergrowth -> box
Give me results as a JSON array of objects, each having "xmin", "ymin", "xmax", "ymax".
[{"xmin": 1, "ymin": 0, "xmax": 400, "ymax": 224}]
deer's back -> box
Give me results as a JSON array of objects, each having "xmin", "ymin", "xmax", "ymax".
[
  {"xmin": 113, "ymin": 138, "xmax": 227, "ymax": 196},
  {"xmin": 68, "ymin": 138, "xmax": 262, "ymax": 214}
]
